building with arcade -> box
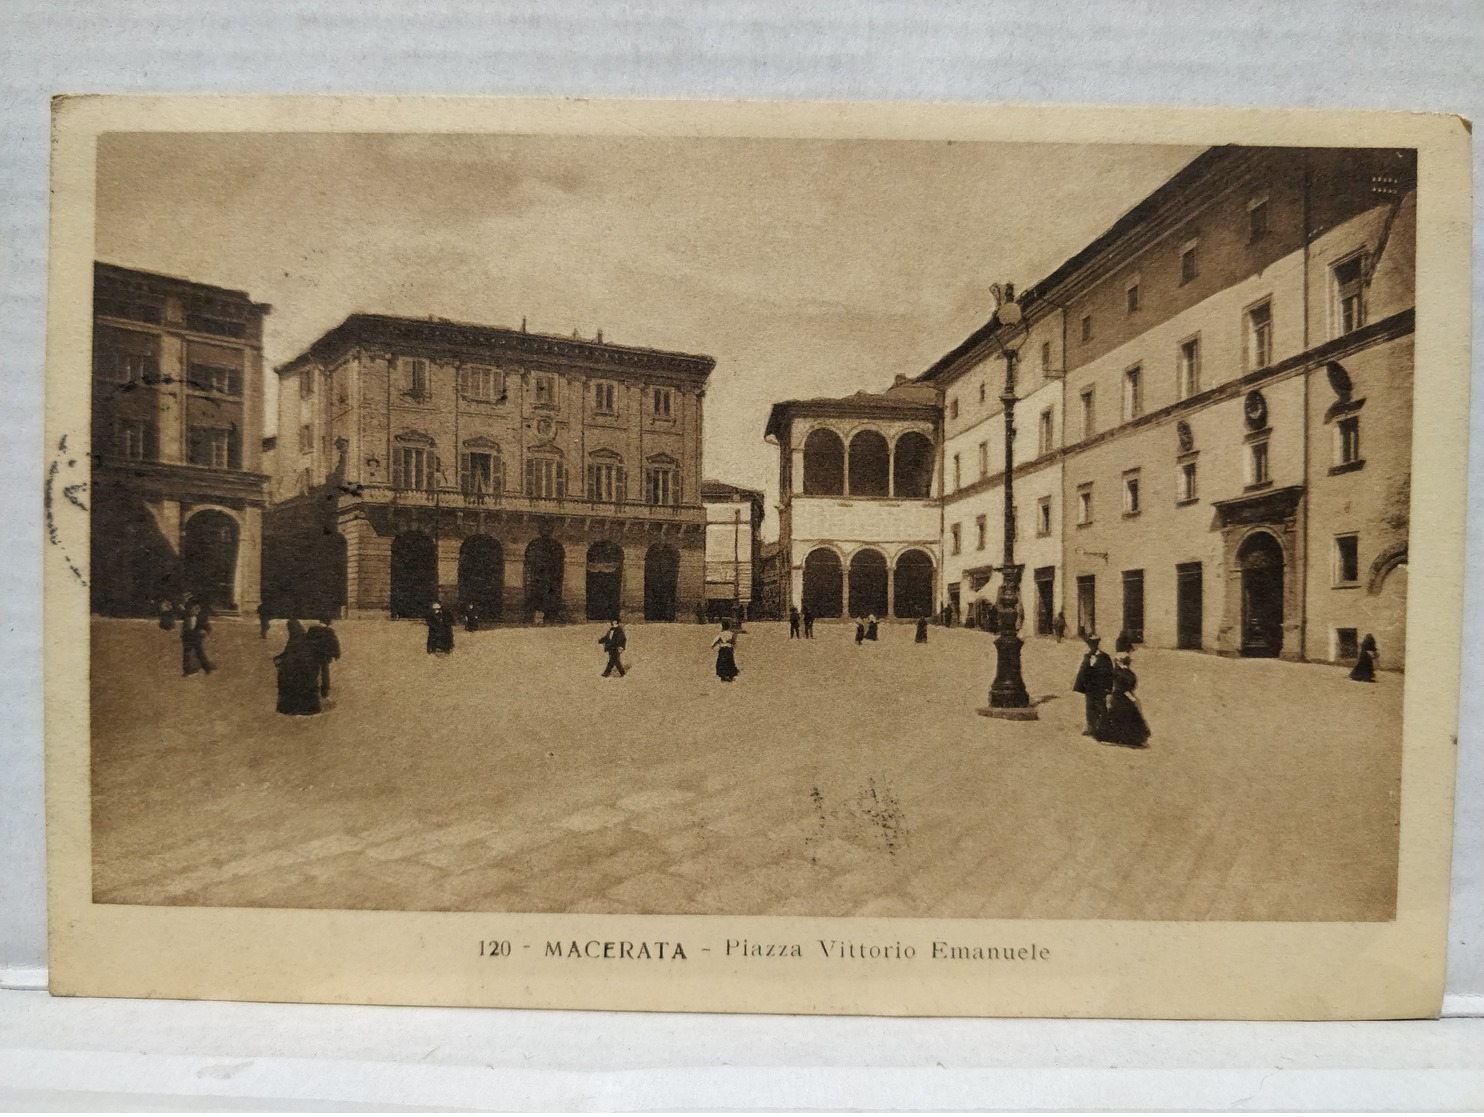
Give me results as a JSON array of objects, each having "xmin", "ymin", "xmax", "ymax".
[
  {"xmin": 764, "ymin": 377, "xmax": 941, "ymax": 623},
  {"xmin": 89, "ymin": 262, "xmax": 271, "ymax": 617},
  {"xmin": 264, "ymin": 314, "xmax": 714, "ymax": 622}
]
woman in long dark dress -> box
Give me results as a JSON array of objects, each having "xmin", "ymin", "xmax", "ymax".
[
  {"xmin": 1350, "ymin": 634, "xmax": 1378, "ymax": 682},
  {"xmin": 275, "ymin": 619, "xmax": 321, "ymax": 716},
  {"xmin": 1095, "ymin": 654, "xmax": 1150, "ymax": 748},
  {"xmin": 854, "ymin": 618, "xmax": 866, "ymax": 645},
  {"xmin": 865, "ymin": 615, "xmax": 879, "ymax": 641},
  {"xmin": 711, "ymin": 620, "xmax": 740, "ymax": 682},
  {"xmin": 915, "ymin": 616, "xmax": 928, "ymax": 644},
  {"xmin": 426, "ymin": 602, "xmax": 455, "ymax": 654}
]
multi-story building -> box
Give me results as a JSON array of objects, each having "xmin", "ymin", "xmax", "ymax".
[
  {"xmin": 919, "ymin": 145, "xmax": 1415, "ymax": 665},
  {"xmin": 924, "ymin": 304, "xmax": 1066, "ymax": 633},
  {"xmin": 700, "ymin": 479, "xmax": 765, "ymax": 621},
  {"xmin": 764, "ymin": 377, "xmax": 941, "ymax": 622},
  {"xmin": 90, "ymin": 262, "xmax": 271, "ymax": 616},
  {"xmin": 265, "ymin": 314, "xmax": 714, "ymax": 622}
]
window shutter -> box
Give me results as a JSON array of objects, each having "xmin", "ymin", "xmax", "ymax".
[
  {"xmin": 144, "ymin": 422, "xmax": 158, "ymax": 462},
  {"xmin": 616, "ymin": 466, "xmax": 627, "ymax": 504},
  {"xmin": 460, "ymin": 452, "xmax": 471, "ymax": 492},
  {"xmin": 228, "ymin": 425, "xmax": 242, "ymax": 470},
  {"xmin": 555, "ymin": 460, "xmax": 567, "ymax": 498},
  {"xmin": 524, "ymin": 458, "xmax": 535, "ymax": 496},
  {"xmin": 493, "ymin": 455, "xmax": 504, "ymax": 495},
  {"xmin": 586, "ymin": 464, "xmax": 596, "ymax": 501}
]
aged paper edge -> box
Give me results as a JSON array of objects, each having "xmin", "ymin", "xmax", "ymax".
[{"xmin": 44, "ymin": 96, "xmax": 1471, "ymax": 1019}]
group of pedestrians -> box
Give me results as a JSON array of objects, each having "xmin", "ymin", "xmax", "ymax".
[
  {"xmin": 786, "ymin": 606, "xmax": 816, "ymax": 638},
  {"xmin": 1071, "ymin": 632, "xmax": 1151, "ymax": 748},
  {"xmin": 274, "ymin": 616, "xmax": 341, "ymax": 716}
]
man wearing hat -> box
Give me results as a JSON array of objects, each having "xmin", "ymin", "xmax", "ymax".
[{"xmin": 1071, "ymin": 633, "xmax": 1114, "ymax": 737}]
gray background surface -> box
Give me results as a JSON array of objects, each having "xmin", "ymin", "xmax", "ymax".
[{"xmin": 0, "ymin": 1, "xmax": 1480, "ymax": 1104}]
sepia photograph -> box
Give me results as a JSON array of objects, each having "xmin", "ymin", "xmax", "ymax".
[{"xmin": 44, "ymin": 96, "xmax": 1469, "ymax": 1017}]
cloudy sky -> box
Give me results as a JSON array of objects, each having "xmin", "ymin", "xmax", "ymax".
[{"xmin": 96, "ymin": 132, "xmax": 1199, "ymax": 534}]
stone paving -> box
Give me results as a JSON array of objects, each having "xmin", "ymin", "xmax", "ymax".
[{"xmin": 90, "ymin": 617, "xmax": 1402, "ymax": 920}]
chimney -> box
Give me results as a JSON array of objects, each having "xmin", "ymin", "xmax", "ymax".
[
  {"xmin": 596, "ymin": 329, "xmax": 604, "ymax": 343},
  {"xmin": 894, "ymin": 374, "xmax": 909, "ymax": 386}
]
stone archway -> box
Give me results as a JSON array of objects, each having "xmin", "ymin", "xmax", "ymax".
[
  {"xmin": 893, "ymin": 548, "xmax": 935, "ymax": 619},
  {"xmin": 847, "ymin": 430, "xmax": 890, "ymax": 497},
  {"xmin": 458, "ymin": 535, "xmax": 504, "ymax": 621},
  {"xmin": 524, "ymin": 536, "xmax": 565, "ymax": 620},
  {"xmin": 893, "ymin": 431, "xmax": 935, "ymax": 498},
  {"xmin": 802, "ymin": 547, "xmax": 843, "ymax": 617},
  {"xmin": 182, "ymin": 509, "xmax": 240, "ymax": 611},
  {"xmin": 847, "ymin": 548, "xmax": 888, "ymax": 617},
  {"xmin": 585, "ymin": 540, "xmax": 624, "ymax": 621},
  {"xmin": 390, "ymin": 531, "xmax": 437, "ymax": 619},
  {"xmin": 1237, "ymin": 531, "xmax": 1285, "ymax": 658},
  {"xmin": 644, "ymin": 542, "xmax": 680, "ymax": 621},
  {"xmin": 802, "ymin": 429, "xmax": 845, "ymax": 495}
]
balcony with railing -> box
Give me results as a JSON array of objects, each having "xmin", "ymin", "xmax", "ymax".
[{"xmin": 355, "ymin": 483, "xmax": 702, "ymax": 521}]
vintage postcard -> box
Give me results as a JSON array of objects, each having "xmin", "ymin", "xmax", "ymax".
[{"xmin": 45, "ymin": 96, "xmax": 1469, "ymax": 1017}]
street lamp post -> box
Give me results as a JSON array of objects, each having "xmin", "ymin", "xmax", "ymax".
[{"xmin": 979, "ymin": 283, "xmax": 1038, "ymax": 721}]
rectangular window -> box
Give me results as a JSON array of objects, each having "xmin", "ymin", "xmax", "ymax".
[
  {"xmin": 587, "ymin": 461, "xmax": 626, "ymax": 502},
  {"xmin": 461, "ymin": 451, "xmax": 497, "ymax": 498},
  {"xmin": 1249, "ymin": 197, "xmax": 1270, "ymax": 241},
  {"xmin": 1123, "ymin": 475, "xmax": 1141, "ymax": 515},
  {"xmin": 525, "ymin": 457, "xmax": 566, "ymax": 499},
  {"xmin": 1178, "ymin": 337, "xmax": 1201, "ymax": 398},
  {"xmin": 1080, "ymin": 314, "xmax": 1093, "ymax": 343},
  {"xmin": 100, "ymin": 349, "xmax": 160, "ymax": 384},
  {"xmin": 1337, "ymin": 416, "xmax": 1362, "ymax": 465},
  {"xmin": 952, "ymin": 453, "xmax": 961, "ymax": 491},
  {"xmin": 402, "ymin": 357, "xmax": 429, "ymax": 400},
  {"xmin": 113, "ymin": 418, "xmax": 156, "ymax": 461},
  {"xmin": 1248, "ymin": 440, "xmax": 1270, "ymax": 487},
  {"xmin": 592, "ymin": 380, "xmax": 617, "ymax": 415},
  {"xmin": 1334, "ymin": 254, "xmax": 1365, "ymax": 336},
  {"xmin": 978, "ymin": 382, "xmax": 987, "ymax": 404},
  {"xmin": 950, "ymin": 523, "xmax": 962, "ymax": 555},
  {"xmin": 1335, "ymin": 627, "xmax": 1359, "ymax": 660},
  {"xmin": 460, "ymin": 365, "xmax": 502, "ymax": 402},
  {"xmin": 653, "ymin": 387, "xmax": 673, "ymax": 418},
  {"xmin": 1180, "ymin": 239, "xmax": 1199, "ymax": 285},
  {"xmin": 189, "ymin": 362, "xmax": 242, "ymax": 396},
  {"xmin": 1334, "ymin": 534, "xmax": 1360, "ymax": 585},
  {"xmin": 1125, "ymin": 281, "xmax": 1141, "ymax": 315},
  {"xmin": 1077, "ymin": 485, "xmax": 1093, "ymax": 526},
  {"xmin": 533, "ymin": 374, "xmax": 556, "ymax": 406},
  {"xmin": 1122, "ymin": 365, "xmax": 1143, "ymax": 421},
  {"xmin": 300, "ymin": 370, "xmax": 314, "ymax": 398},
  {"xmin": 1037, "ymin": 497, "xmax": 1052, "ymax": 537},
  {"xmin": 977, "ymin": 441, "xmax": 989, "ymax": 479},
  {"xmin": 298, "ymin": 424, "xmax": 313, "ymax": 454},
  {"xmin": 975, "ymin": 514, "xmax": 987, "ymax": 551},
  {"xmin": 1040, "ymin": 341, "xmax": 1052, "ymax": 373},
  {"xmin": 949, "ymin": 397, "xmax": 959, "ymax": 420},
  {"xmin": 1246, "ymin": 300, "xmax": 1273, "ymax": 370},
  {"xmin": 1080, "ymin": 387, "xmax": 1096, "ymax": 439},
  {"xmin": 1178, "ymin": 460, "xmax": 1198, "ymax": 503},
  {"xmin": 392, "ymin": 446, "xmax": 432, "ymax": 491},
  {"xmin": 1038, "ymin": 408, "xmax": 1054, "ymax": 454},
  {"xmin": 188, "ymin": 426, "xmax": 236, "ymax": 470},
  {"xmin": 644, "ymin": 466, "xmax": 677, "ymax": 506}
]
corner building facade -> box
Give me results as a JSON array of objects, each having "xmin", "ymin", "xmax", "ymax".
[
  {"xmin": 266, "ymin": 315, "xmax": 713, "ymax": 622},
  {"xmin": 765, "ymin": 380, "xmax": 941, "ymax": 622},
  {"xmin": 90, "ymin": 263, "xmax": 270, "ymax": 616}
]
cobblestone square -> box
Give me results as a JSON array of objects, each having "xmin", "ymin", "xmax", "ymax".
[{"xmin": 91, "ymin": 617, "xmax": 1402, "ymax": 921}]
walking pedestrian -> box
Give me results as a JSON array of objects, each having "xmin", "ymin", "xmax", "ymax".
[
  {"xmin": 464, "ymin": 602, "xmax": 480, "ymax": 633},
  {"xmin": 305, "ymin": 616, "xmax": 341, "ymax": 698},
  {"xmin": 711, "ymin": 619, "xmax": 740, "ymax": 682},
  {"xmin": 854, "ymin": 617, "xmax": 866, "ymax": 645},
  {"xmin": 1053, "ymin": 610, "xmax": 1067, "ymax": 642},
  {"xmin": 180, "ymin": 602, "xmax": 214, "ymax": 676},
  {"xmin": 789, "ymin": 606, "xmax": 801, "ymax": 639},
  {"xmin": 915, "ymin": 615, "xmax": 928, "ymax": 644},
  {"xmin": 274, "ymin": 619, "xmax": 321, "ymax": 716},
  {"xmin": 1071, "ymin": 633, "xmax": 1113, "ymax": 737},
  {"xmin": 865, "ymin": 614, "xmax": 879, "ymax": 641},
  {"xmin": 802, "ymin": 606, "xmax": 814, "ymax": 638},
  {"xmin": 1095, "ymin": 654, "xmax": 1151, "ymax": 747},
  {"xmin": 599, "ymin": 619, "xmax": 627, "ymax": 677},
  {"xmin": 1349, "ymin": 633, "xmax": 1378, "ymax": 682},
  {"xmin": 257, "ymin": 600, "xmax": 271, "ymax": 639},
  {"xmin": 426, "ymin": 601, "xmax": 454, "ymax": 655}
]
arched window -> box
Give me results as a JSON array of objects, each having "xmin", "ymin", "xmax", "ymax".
[
  {"xmin": 586, "ymin": 449, "xmax": 628, "ymax": 503},
  {"xmin": 802, "ymin": 429, "xmax": 845, "ymax": 495},
  {"xmin": 848, "ymin": 430, "xmax": 890, "ymax": 497},
  {"xmin": 893, "ymin": 431, "xmax": 935, "ymax": 498}
]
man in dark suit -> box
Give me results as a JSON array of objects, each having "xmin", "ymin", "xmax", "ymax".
[
  {"xmin": 789, "ymin": 606, "xmax": 801, "ymax": 639},
  {"xmin": 305, "ymin": 616, "xmax": 341, "ymax": 698},
  {"xmin": 599, "ymin": 620, "xmax": 627, "ymax": 678},
  {"xmin": 1072, "ymin": 634, "xmax": 1114, "ymax": 737}
]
